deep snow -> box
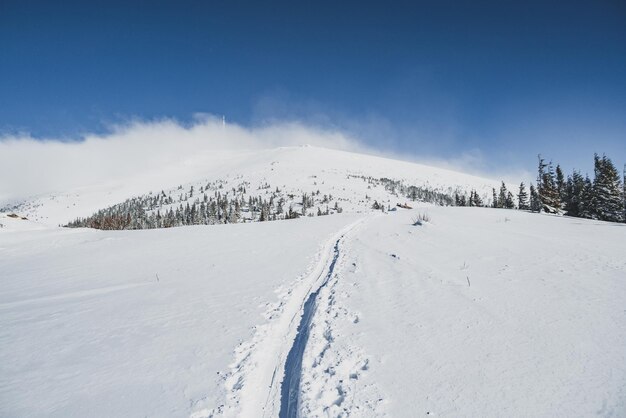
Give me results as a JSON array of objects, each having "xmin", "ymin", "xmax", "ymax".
[
  {"xmin": 2, "ymin": 207, "xmax": 625, "ymax": 417},
  {"xmin": 0, "ymin": 213, "xmax": 361, "ymax": 417},
  {"xmin": 1, "ymin": 145, "xmax": 625, "ymax": 418},
  {"xmin": 298, "ymin": 207, "xmax": 626, "ymax": 417}
]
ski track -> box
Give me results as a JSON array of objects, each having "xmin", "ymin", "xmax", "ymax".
[
  {"xmin": 278, "ymin": 238, "xmax": 341, "ymax": 418},
  {"xmin": 190, "ymin": 216, "xmax": 372, "ymax": 418}
]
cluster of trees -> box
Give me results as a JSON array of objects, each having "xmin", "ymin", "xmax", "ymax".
[
  {"xmin": 66, "ymin": 182, "xmax": 343, "ymax": 230},
  {"xmin": 350, "ymin": 175, "xmax": 459, "ymax": 206},
  {"xmin": 491, "ymin": 182, "xmax": 517, "ymax": 209},
  {"xmin": 456, "ymin": 154, "xmax": 625, "ymax": 224},
  {"xmin": 373, "ymin": 177, "xmax": 456, "ymax": 206},
  {"xmin": 443, "ymin": 153, "xmax": 625, "ymax": 225},
  {"xmin": 454, "ymin": 189, "xmax": 485, "ymax": 207},
  {"xmin": 531, "ymin": 154, "xmax": 625, "ymax": 222}
]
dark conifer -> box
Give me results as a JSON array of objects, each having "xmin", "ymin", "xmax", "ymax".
[{"xmin": 518, "ymin": 182, "xmax": 529, "ymax": 210}]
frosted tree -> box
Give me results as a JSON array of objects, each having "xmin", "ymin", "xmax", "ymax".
[
  {"xmin": 564, "ymin": 171, "xmax": 585, "ymax": 218},
  {"xmin": 592, "ymin": 154, "xmax": 624, "ymax": 222},
  {"xmin": 529, "ymin": 183, "xmax": 541, "ymax": 212},
  {"xmin": 498, "ymin": 182, "xmax": 509, "ymax": 209},
  {"xmin": 537, "ymin": 155, "xmax": 560, "ymax": 212},
  {"xmin": 517, "ymin": 182, "xmax": 529, "ymax": 210}
]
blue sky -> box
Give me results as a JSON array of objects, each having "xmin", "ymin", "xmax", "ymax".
[{"xmin": 1, "ymin": 0, "xmax": 624, "ymax": 175}]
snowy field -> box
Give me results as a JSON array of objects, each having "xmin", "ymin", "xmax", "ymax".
[
  {"xmin": 2, "ymin": 205, "xmax": 625, "ymax": 417},
  {"xmin": 299, "ymin": 207, "xmax": 626, "ymax": 417},
  {"xmin": 0, "ymin": 213, "xmax": 361, "ymax": 417}
]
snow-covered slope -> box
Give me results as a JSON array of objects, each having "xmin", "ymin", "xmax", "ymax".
[
  {"xmin": 2, "ymin": 146, "xmax": 625, "ymax": 418},
  {"xmin": 2, "ymin": 207, "xmax": 625, "ymax": 417},
  {"xmin": 4, "ymin": 146, "xmax": 498, "ymax": 226},
  {"xmin": 299, "ymin": 207, "xmax": 626, "ymax": 417},
  {"xmin": 0, "ymin": 212, "xmax": 363, "ymax": 417}
]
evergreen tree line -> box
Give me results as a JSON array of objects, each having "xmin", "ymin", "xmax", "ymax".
[
  {"xmin": 358, "ymin": 176, "xmax": 457, "ymax": 206},
  {"xmin": 454, "ymin": 154, "xmax": 625, "ymax": 224},
  {"xmin": 349, "ymin": 175, "xmax": 461, "ymax": 206},
  {"xmin": 530, "ymin": 154, "xmax": 625, "ymax": 222},
  {"xmin": 65, "ymin": 185, "xmax": 343, "ymax": 230}
]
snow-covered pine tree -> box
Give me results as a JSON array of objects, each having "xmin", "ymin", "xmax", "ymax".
[
  {"xmin": 498, "ymin": 182, "xmax": 508, "ymax": 209},
  {"xmin": 564, "ymin": 170, "xmax": 584, "ymax": 217},
  {"xmin": 473, "ymin": 191, "xmax": 484, "ymax": 207},
  {"xmin": 537, "ymin": 156, "xmax": 560, "ymax": 212},
  {"xmin": 505, "ymin": 191, "xmax": 515, "ymax": 209},
  {"xmin": 492, "ymin": 188, "xmax": 498, "ymax": 208},
  {"xmin": 529, "ymin": 183, "xmax": 541, "ymax": 212},
  {"xmin": 580, "ymin": 175, "xmax": 594, "ymax": 219},
  {"xmin": 556, "ymin": 164, "xmax": 566, "ymax": 207},
  {"xmin": 592, "ymin": 154, "xmax": 624, "ymax": 222},
  {"xmin": 517, "ymin": 182, "xmax": 529, "ymax": 210}
]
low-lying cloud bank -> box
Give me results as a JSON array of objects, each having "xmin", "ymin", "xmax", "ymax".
[
  {"xmin": 0, "ymin": 116, "xmax": 368, "ymax": 203},
  {"xmin": 1, "ymin": 116, "xmax": 521, "ymax": 205}
]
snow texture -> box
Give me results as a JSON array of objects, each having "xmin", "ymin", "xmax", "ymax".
[{"xmin": 2, "ymin": 146, "xmax": 625, "ymax": 417}]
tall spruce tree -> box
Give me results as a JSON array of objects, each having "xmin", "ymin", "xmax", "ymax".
[
  {"xmin": 580, "ymin": 175, "xmax": 594, "ymax": 219},
  {"xmin": 537, "ymin": 156, "xmax": 560, "ymax": 212},
  {"xmin": 505, "ymin": 191, "xmax": 515, "ymax": 209},
  {"xmin": 592, "ymin": 154, "xmax": 624, "ymax": 222},
  {"xmin": 498, "ymin": 182, "xmax": 508, "ymax": 209},
  {"xmin": 518, "ymin": 182, "xmax": 529, "ymax": 210},
  {"xmin": 473, "ymin": 191, "xmax": 484, "ymax": 207},
  {"xmin": 529, "ymin": 183, "xmax": 541, "ymax": 212},
  {"xmin": 564, "ymin": 171, "xmax": 585, "ymax": 217},
  {"xmin": 556, "ymin": 164, "xmax": 566, "ymax": 206}
]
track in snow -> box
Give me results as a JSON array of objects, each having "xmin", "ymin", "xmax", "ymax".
[{"xmin": 279, "ymin": 238, "xmax": 342, "ymax": 418}]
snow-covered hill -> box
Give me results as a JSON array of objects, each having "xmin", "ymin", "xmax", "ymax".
[
  {"xmin": 3, "ymin": 146, "xmax": 499, "ymax": 226},
  {"xmin": 2, "ymin": 146, "xmax": 625, "ymax": 418}
]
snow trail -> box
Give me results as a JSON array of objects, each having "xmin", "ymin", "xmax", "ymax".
[
  {"xmin": 279, "ymin": 238, "xmax": 341, "ymax": 417},
  {"xmin": 201, "ymin": 216, "xmax": 369, "ymax": 418}
]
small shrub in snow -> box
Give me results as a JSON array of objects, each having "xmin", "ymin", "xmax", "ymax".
[{"xmin": 412, "ymin": 212, "xmax": 430, "ymax": 226}]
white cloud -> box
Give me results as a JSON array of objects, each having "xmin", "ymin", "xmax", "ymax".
[
  {"xmin": 1, "ymin": 115, "xmax": 526, "ymax": 205},
  {"xmin": 0, "ymin": 116, "xmax": 366, "ymax": 203}
]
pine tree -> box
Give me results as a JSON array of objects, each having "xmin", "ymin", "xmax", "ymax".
[
  {"xmin": 498, "ymin": 182, "xmax": 508, "ymax": 209},
  {"xmin": 580, "ymin": 175, "xmax": 594, "ymax": 219},
  {"xmin": 564, "ymin": 171, "xmax": 584, "ymax": 218},
  {"xmin": 592, "ymin": 154, "xmax": 624, "ymax": 222},
  {"xmin": 537, "ymin": 156, "xmax": 560, "ymax": 212},
  {"xmin": 505, "ymin": 191, "xmax": 515, "ymax": 209},
  {"xmin": 537, "ymin": 155, "xmax": 547, "ymax": 211},
  {"xmin": 517, "ymin": 182, "xmax": 529, "ymax": 210},
  {"xmin": 473, "ymin": 191, "xmax": 484, "ymax": 207},
  {"xmin": 492, "ymin": 188, "xmax": 498, "ymax": 208},
  {"xmin": 556, "ymin": 164, "xmax": 566, "ymax": 206},
  {"xmin": 529, "ymin": 183, "xmax": 541, "ymax": 212}
]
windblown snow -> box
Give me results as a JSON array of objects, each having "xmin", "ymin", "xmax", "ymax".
[{"xmin": 1, "ymin": 146, "xmax": 625, "ymax": 417}]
